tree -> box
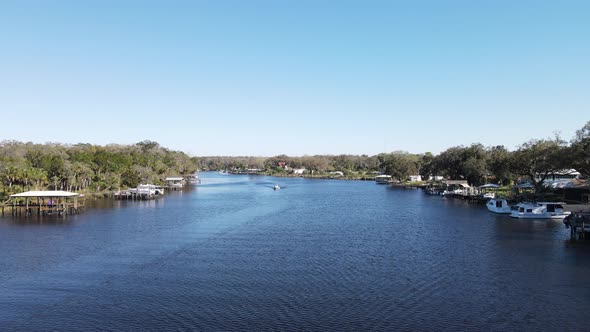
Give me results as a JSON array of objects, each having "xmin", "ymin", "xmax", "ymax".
[
  {"xmin": 511, "ymin": 138, "xmax": 569, "ymax": 192},
  {"xmin": 570, "ymin": 121, "xmax": 590, "ymax": 177},
  {"xmin": 488, "ymin": 145, "xmax": 514, "ymax": 185},
  {"xmin": 379, "ymin": 152, "xmax": 421, "ymax": 182},
  {"xmin": 461, "ymin": 144, "xmax": 489, "ymax": 186}
]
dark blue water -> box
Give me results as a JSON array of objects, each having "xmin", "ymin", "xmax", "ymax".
[{"xmin": 1, "ymin": 172, "xmax": 589, "ymax": 331}]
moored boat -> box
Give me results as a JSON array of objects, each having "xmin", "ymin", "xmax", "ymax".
[
  {"xmin": 189, "ymin": 173, "xmax": 201, "ymax": 185},
  {"xmin": 510, "ymin": 202, "xmax": 571, "ymax": 219},
  {"xmin": 486, "ymin": 198, "xmax": 512, "ymax": 214}
]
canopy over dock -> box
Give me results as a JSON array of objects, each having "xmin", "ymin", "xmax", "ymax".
[
  {"xmin": 10, "ymin": 190, "xmax": 80, "ymax": 198},
  {"xmin": 8, "ymin": 190, "xmax": 83, "ymax": 217},
  {"xmin": 165, "ymin": 177, "xmax": 186, "ymax": 190}
]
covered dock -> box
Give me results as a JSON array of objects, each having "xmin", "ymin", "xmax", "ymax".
[
  {"xmin": 165, "ymin": 177, "xmax": 186, "ymax": 190},
  {"xmin": 7, "ymin": 190, "xmax": 83, "ymax": 216}
]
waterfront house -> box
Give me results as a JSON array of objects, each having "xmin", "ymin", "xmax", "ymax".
[
  {"xmin": 408, "ymin": 175, "xmax": 422, "ymax": 182},
  {"xmin": 536, "ymin": 169, "xmax": 581, "ymax": 181},
  {"xmin": 293, "ymin": 168, "xmax": 306, "ymax": 175}
]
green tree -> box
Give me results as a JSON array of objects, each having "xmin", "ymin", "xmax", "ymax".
[
  {"xmin": 511, "ymin": 138, "xmax": 569, "ymax": 192},
  {"xmin": 570, "ymin": 121, "xmax": 590, "ymax": 177}
]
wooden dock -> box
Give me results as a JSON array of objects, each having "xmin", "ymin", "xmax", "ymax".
[
  {"xmin": 5, "ymin": 190, "xmax": 84, "ymax": 217},
  {"xmin": 114, "ymin": 190, "xmax": 155, "ymax": 200},
  {"xmin": 564, "ymin": 211, "xmax": 590, "ymax": 241}
]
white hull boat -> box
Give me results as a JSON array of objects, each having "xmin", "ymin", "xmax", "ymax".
[
  {"xmin": 486, "ymin": 198, "xmax": 511, "ymax": 214},
  {"xmin": 510, "ymin": 202, "xmax": 571, "ymax": 219}
]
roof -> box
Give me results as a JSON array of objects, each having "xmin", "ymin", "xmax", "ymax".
[
  {"xmin": 443, "ymin": 180, "xmax": 470, "ymax": 188},
  {"xmin": 479, "ymin": 184, "xmax": 500, "ymax": 189},
  {"xmin": 10, "ymin": 190, "xmax": 80, "ymax": 198},
  {"xmin": 375, "ymin": 175, "xmax": 392, "ymax": 178},
  {"xmin": 165, "ymin": 177, "xmax": 184, "ymax": 181},
  {"xmin": 544, "ymin": 180, "xmax": 575, "ymax": 189},
  {"xmin": 554, "ymin": 169, "xmax": 580, "ymax": 176}
]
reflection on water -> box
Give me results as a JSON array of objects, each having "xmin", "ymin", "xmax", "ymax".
[{"xmin": 0, "ymin": 172, "xmax": 589, "ymax": 331}]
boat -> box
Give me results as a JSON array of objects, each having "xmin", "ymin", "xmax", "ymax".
[
  {"xmin": 486, "ymin": 198, "xmax": 511, "ymax": 214},
  {"xmin": 510, "ymin": 202, "xmax": 571, "ymax": 219},
  {"xmin": 188, "ymin": 173, "xmax": 201, "ymax": 185},
  {"xmin": 135, "ymin": 184, "xmax": 164, "ymax": 196},
  {"xmin": 273, "ymin": 184, "xmax": 280, "ymax": 190},
  {"xmin": 375, "ymin": 175, "xmax": 392, "ymax": 184},
  {"xmin": 424, "ymin": 186, "xmax": 444, "ymax": 195}
]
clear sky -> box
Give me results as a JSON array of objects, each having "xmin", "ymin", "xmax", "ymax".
[{"xmin": 1, "ymin": 1, "xmax": 588, "ymax": 156}]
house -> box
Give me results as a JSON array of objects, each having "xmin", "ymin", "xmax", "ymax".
[
  {"xmin": 408, "ymin": 175, "xmax": 422, "ymax": 182},
  {"xmin": 429, "ymin": 175, "xmax": 444, "ymax": 181},
  {"xmin": 292, "ymin": 168, "xmax": 306, "ymax": 175},
  {"xmin": 535, "ymin": 169, "xmax": 581, "ymax": 181}
]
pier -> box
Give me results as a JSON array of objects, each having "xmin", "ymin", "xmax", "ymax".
[
  {"xmin": 5, "ymin": 190, "xmax": 84, "ymax": 217},
  {"xmin": 564, "ymin": 205, "xmax": 590, "ymax": 241},
  {"xmin": 165, "ymin": 177, "xmax": 186, "ymax": 190},
  {"xmin": 114, "ymin": 184, "xmax": 164, "ymax": 200}
]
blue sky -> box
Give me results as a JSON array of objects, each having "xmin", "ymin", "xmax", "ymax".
[{"xmin": 1, "ymin": 1, "xmax": 588, "ymax": 156}]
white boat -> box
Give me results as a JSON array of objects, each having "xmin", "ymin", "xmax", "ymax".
[
  {"xmin": 482, "ymin": 192, "xmax": 495, "ymax": 199},
  {"xmin": 273, "ymin": 184, "xmax": 280, "ymax": 190},
  {"xmin": 486, "ymin": 198, "xmax": 511, "ymax": 214},
  {"xmin": 375, "ymin": 175, "xmax": 392, "ymax": 184},
  {"xmin": 510, "ymin": 202, "xmax": 571, "ymax": 219},
  {"xmin": 188, "ymin": 173, "xmax": 201, "ymax": 185},
  {"xmin": 137, "ymin": 184, "xmax": 164, "ymax": 195}
]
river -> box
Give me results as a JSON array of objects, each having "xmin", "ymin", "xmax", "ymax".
[{"xmin": 1, "ymin": 172, "xmax": 589, "ymax": 331}]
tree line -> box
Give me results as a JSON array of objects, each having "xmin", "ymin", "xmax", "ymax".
[
  {"xmin": 0, "ymin": 140, "xmax": 198, "ymax": 201},
  {"xmin": 1, "ymin": 121, "xmax": 588, "ymax": 201},
  {"xmin": 197, "ymin": 121, "xmax": 589, "ymax": 191}
]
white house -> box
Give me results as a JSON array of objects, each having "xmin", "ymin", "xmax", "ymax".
[
  {"xmin": 408, "ymin": 175, "xmax": 422, "ymax": 182},
  {"xmin": 292, "ymin": 168, "xmax": 306, "ymax": 175},
  {"xmin": 535, "ymin": 169, "xmax": 581, "ymax": 181}
]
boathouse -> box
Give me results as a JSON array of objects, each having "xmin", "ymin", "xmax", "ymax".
[
  {"xmin": 165, "ymin": 177, "xmax": 185, "ymax": 190},
  {"xmin": 8, "ymin": 190, "xmax": 82, "ymax": 216}
]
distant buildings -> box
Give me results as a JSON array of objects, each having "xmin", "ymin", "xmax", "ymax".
[{"xmin": 292, "ymin": 168, "xmax": 306, "ymax": 175}]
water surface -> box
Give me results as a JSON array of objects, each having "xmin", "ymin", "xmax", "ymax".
[{"xmin": 1, "ymin": 173, "xmax": 589, "ymax": 331}]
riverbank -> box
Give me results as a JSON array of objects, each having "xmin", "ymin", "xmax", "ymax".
[{"xmin": 228, "ymin": 170, "xmax": 377, "ymax": 181}]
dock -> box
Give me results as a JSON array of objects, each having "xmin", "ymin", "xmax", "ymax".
[
  {"xmin": 5, "ymin": 190, "xmax": 84, "ymax": 217},
  {"xmin": 114, "ymin": 184, "xmax": 164, "ymax": 200},
  {"xmin": 564, "ymin": 211, "xmax": 590, "ymax": 241},
  {"xmin": 165, "ymin": 177, "xmax": 186, "ymax": 190}
]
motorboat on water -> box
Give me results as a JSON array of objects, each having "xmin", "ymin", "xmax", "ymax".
[
  {"xmin": 486, "ymin": 198, "xmax": 512, "ymax": 214},
  {"xmin": 273, "ymin": 184, "xmax": 280, "ymax": 190},
  {"xmin": 510, "ymin": 202, "xmax": 571, "ymax": 219}
]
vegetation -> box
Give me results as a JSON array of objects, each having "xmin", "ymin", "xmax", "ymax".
[
  {"xmin": 1, "ymin": 121, "xmax": 588, "ymax": 202},
  {"xmin": 197, "ymin": 121, "xmax": 589, "ymax": 189},
  {"xmin": 0, "ymin": 140, "xmax": 197, "ymax": 201}
]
